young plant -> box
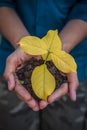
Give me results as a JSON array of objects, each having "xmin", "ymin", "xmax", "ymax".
[{"xmin": 19, "ymin": 30, "xmax": 77, "ymax": 100}]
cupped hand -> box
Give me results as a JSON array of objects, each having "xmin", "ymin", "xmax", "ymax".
[
  {"xmin": 39, "ymin": 72, "xmax": 79, "ymax": 110},
  {"xmin": 4, "ymin": 47, "xmax": 79, "ymax": 111},
  {"xmin": 4, "ymin": 47, "xmax": 40, "ymax": 111}
]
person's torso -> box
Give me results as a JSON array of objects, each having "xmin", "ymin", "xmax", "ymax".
[{"xmin": 0, "ymin": 0, "xmax": 87, "ymax": 82}]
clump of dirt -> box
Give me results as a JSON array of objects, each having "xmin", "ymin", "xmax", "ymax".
[{"xmin": 16, "ymin": 58, "xmax": 67, "ymax": 101}]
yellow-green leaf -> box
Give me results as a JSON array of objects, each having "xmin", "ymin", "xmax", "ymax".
[
  {"xmin": 42, "ymin": 30, "xmax": 62, "ymax": 51},
  {"xmin": 31, "ymin": 64, "xmax": 55, "ymax": 100},
  {"xmin": 41, "ymin": 30, "xmax": 62, "ymax": 61},
  {"xmin": 51, "ymin": 51, "xmax": 77, "ymax": 73},
  {"xmin": 19, "ymin": 36, "xmax": 48, "ymax": 55}
]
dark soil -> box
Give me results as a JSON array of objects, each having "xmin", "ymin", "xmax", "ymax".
[{"xmin": 16, "ymin": 58, "xmax": 67, "ymax": 101}]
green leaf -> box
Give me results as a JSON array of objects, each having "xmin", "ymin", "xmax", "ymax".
[
  {"xmin": 31, "ymin": 64, "xmax": 56, "ymax": 100},
  {"xmin": 19, "ymin": 36, "xmax": 48, "ymax": 55},
  {"xmin": 51, "ymin": 50, "xmax": 77, "ymax": 73}
]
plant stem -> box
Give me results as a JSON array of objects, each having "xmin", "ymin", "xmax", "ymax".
[
  {"xmin": 44, "ymin": 51, "xmax": 50, "ymax": 64},
  {"xmin": 44, "ymin": 32, "xmax": 55, "ymax": 64}
]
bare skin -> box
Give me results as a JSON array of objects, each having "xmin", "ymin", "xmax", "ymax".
[{"xmin": 0, "ymin": 7, "xmax": 87, "ymax": 111}]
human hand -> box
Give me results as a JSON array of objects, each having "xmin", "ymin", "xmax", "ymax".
[
  {"xmin": 4, "ymin": 46, "xmax": 40, "ymax": 111},
  {"xmin": 39, "ymin": 72, "xmax": 79, "ymax": 109},
  {"xmin": 39, "ymin": 35, "xmax": 79, "ymax": 110}
]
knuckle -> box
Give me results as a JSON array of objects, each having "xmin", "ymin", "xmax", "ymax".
[{"xmin": 25, "ymin": 95, "xmax": 32, "ymax": 102}]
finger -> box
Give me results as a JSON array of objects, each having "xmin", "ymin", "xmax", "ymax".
[
  {"xmin": 39, "ymin": 100, "xmax": 49, "ymax": 110},
  {"xmin": 67, "ymin": 73, "xmax": 79, "ymax": 101},
  {"xmin": 7, "ymin": 73, "xmax": 15, "ymax": 90},
  {"xmin": 16, "ymin": 86, "xmax": 40, "ymax": 111},
  {"xmin": 4, "ymin": 55, "xmax": 17, "ymax": 90},
  {"xmin": 48, "ymin": 83, "xmax": 68, "ymax": 103},
  {"xmin": 17, "ymin": 93, "xmax": 39, "ymax": 111},
  {"xmin": 15, "ymin": 79, "xmax": 40, "ymax": 111},
  {"xmin": 4, "ymin": 55, "xmax": 17, "ymax": 77}
]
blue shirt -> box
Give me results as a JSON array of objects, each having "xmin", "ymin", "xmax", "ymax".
[{"xmin": 0, "ymin": 0, "xmax": 87, "ymax": 82}]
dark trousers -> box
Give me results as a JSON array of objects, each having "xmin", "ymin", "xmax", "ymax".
[{"xmin": 0, "ymin": 76, "xmax": 87, "ymax": 130}]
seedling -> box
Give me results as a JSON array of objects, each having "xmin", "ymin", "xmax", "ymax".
[{"xmin": 18, "ymin": 30, "xmax": 77, "ymax": 100}]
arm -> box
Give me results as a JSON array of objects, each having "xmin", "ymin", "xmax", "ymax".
[
  {"xmin": 59, "ymin": 19, "xmax": 87, "ymax": 53},
  {"xmin": 39, "ymin": 19, "xmax": 87, "ymax": 110},
  {"xmin": 47, "ymin": 1, "xmax": 87, "ymax": 104},
  {"xmin": 60, "ymin": 0, "xmax": 87, "ymax": 52},
  {"xmin": 0, "ymin": 7, "xmax": 39, "ymax": 111},
  {"xmin": 39, "ymin": 0, "xmax": 87, "ymax": 109},
  {"xmin": 0, "ymin": 7, "xmax": 29, "ymax": 48},
  {"xmin": 46, "ymin": 21, "xmax": 87, "ymax": 106}
]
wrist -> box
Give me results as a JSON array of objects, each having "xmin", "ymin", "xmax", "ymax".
[
  {"xmin": 13, "ymin": 33, "xmax": 30, "ymax": 49},
  {"xmin": 62, "ymin": 42, "xmax": 72, "ymax": 53},
  {"xmin": 59, "ymin": 19, "xmax": 87, "ymax": 53},
  {"xmin": 59, "ymin": 34, "xmax": 73, "ymax": 53}
]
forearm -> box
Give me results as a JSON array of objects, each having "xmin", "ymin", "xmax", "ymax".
[
  {"xmin": 59, "ymin": 20, "xmax": 87, "ymax": 52},
  {"xmin": 0, "ymin": 7, "xmax": 29, "ymax": 48}
]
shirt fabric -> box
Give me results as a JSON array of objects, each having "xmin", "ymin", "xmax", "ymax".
[{"xmin": 0, "ymin": 0, "xmax": 87, "ymax": 82}]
